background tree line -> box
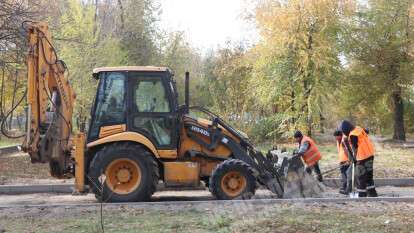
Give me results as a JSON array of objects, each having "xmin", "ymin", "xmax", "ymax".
[
  {"xmin": 0, "ymin": 0, "xmax": 413, "ymax": 142},
  {"xmin": 202, "ymin": 0, "xmax": 414, "ymax": 142}
]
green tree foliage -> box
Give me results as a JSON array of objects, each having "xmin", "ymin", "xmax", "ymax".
[
  {"xmin": 199, "ymin": 44, "xmax": 255, "ymax": 134},
  {"xmin": 116, "ymin": 0, "xmax": 161, "ymax": 65},
  {"xmin": 207, "ymin": 44, "xmax": 252, "ymax": 116},
  {"xmin": 1, "ymin": 0, "xmax": 202, "ymax": 133},
  {"xmin": 1, "ymin": 0, "xmax": 414, "ymax": 142},
  {"xmin": 249, "ymin": 0, "xmax": 342, "ymax": 137},
  {"xmin": 0, "ymin": 0, "xmax": 46, "ymax": 132},
  {"xmin": 340, "ymin": 0, "xmax": 414, "ymax": 140},
  {"xmin": 158, "ymin": 31, "xmax": 204, "ymax": 105},
  {"xmin": 50, "ymin": 0, "xmax": 127, "ymax": 130},
  {"xmin": 204, "ymin": 0, "xmax": 414, "ymax": 141}
]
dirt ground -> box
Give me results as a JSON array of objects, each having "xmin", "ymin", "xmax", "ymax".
[
  {"xmin": 0, "ymin": 153, "xmax": 57, "ymax": 185},
  {"xmin": 0, "ymin": 152, "xmax": 73, "ymax": 185},
  {"xmin": 0, "ymin": 198, "xmax": 414, "ymax": 233}
]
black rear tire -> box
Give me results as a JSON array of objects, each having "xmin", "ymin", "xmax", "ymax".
[
  {"xmin": 209, "ymin": 159, "xmax": 256, "ymax": 200},
  {"xmin": 88, "ymin": 142, "xmax": 159, "ymax": 202}
]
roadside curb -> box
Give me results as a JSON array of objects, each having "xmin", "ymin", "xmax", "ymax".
[
  {"xmin": 0, "ymin": 145, "xmax": 19, "ymax": 157},
  {"xmin": 323, "ymin": 178, "xmax": 414, "ymax": 188},
  {"xmin": 0, "ymin": 178, "xmax": 413, "ymax": 195},
  {"xmin": 0, "ymin": 183, "xmax": 206, "ymax": 195},
  {"xmin": 0, "ymin": 184, "xmax": 73, "ymax": 194}
]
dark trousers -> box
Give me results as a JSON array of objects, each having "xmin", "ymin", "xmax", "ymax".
[
  {"xmin": 339, "ymin": 162, "xmax": 352, "ymax": 193},
  {"xmin": 356, "ymin": 156, "xmax": 376, "ymax": 196},
  {"xmin": 306, "ymin": 162, "xmax": 323, "ymax": 182}
]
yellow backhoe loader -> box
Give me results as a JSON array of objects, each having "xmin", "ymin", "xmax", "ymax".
[{"xmin": 11, "ymin": 21, "xmax": 306, "ymax": 202}]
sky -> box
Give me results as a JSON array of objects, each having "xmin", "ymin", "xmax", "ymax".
[{"xmin": 159, "ymin": 0, "xmax": 258, "ymax": 52}]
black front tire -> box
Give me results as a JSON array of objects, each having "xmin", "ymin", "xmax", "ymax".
[
  {"xmin": 209, "ymin": 159, "xmax": 256, "ymax": 200},
  {"xmin": 88, "ymin": 142, "xmax": 159, "ymax": 202}
]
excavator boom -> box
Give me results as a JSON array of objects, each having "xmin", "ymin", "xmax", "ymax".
[{"xmin": 22, "ymin": 21, "xmax": 76, "ymax": 178}]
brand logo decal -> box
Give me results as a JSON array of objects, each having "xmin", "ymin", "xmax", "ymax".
[{"xmin": 190, "ymin": 126, "xmax": 210, "ymax": 137}]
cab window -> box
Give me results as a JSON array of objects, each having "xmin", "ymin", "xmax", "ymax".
[
  {"xmin": 89, "ymin": 72, "xmax": 126, "ymax": 139},
  {"xmin": 131, "ymin": 77, "xmax": 172, "ymax": 146},
  {"xmin": 133, "ymin": 79, "xmax": 170, "ymax": 113}
]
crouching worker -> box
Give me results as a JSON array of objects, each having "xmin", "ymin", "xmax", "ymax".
[
  {"xmin": 334, "ymin": 130, "xmax": 351, "ymax": 195},
  {"xmin": 340, "ymin": 120, "xmax": 377, "ymax": 197},
  {"xmin": 294, "ymin": 130, "xmax": 323, "ymax": 182}
]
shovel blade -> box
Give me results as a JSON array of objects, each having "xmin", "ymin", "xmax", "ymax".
[{"xmin": 349, "ymin": 192, "xmax": 359, "ymax": 198}]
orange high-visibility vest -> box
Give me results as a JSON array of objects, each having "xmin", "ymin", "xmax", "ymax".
[
  {"xmin": 301, "ymin": 135, "xmax": 322, "ymax": 166},
  {"xmin": 349, "ymin": 126, "xmax": 375, "ymax": 161},
  {"xmin": 337, "ymin": 140, "xmax": 348, "ymax": 163}
]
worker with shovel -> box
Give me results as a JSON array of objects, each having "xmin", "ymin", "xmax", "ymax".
[
  {"xmin": 339, "ymin": 120, "xmax": 378, "ymax": 197},
  {"xmin": 294, "ymin": 130, "xmax": 323, "ymax": 182},
  {"xmin": 333, "ymin": 130, "xmax": 352, "ymax": 195}
]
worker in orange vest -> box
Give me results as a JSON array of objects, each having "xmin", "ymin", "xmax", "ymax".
[
  {"xmin": 333, "ymin": 130, "xmax": 351, "ymax": 195},
  {"xmin": 294, "ymin": 130, "xmax": 323, "ymax": 182},
  {"xmin": 339, "ymin": 120, "xmax": 377, "ymax": 197}
]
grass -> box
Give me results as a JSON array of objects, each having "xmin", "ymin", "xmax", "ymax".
[
  {"xmin": 0, "ymin": 137, "xmax": 20, "ymax": 147},
  {"xmin": 0, "ymin": 208, "xmax": 231, "ymax": 233},
  {"xmin": 238, "ymin": 204, "xmax": 414, "ymax": 233},
  {"xmin": 318, "ymin": 142, "xmax": 414, "ymax": 178},
  {"xmin": 1, "ymin": 202, "xmax": 414, "ymax": 233}
]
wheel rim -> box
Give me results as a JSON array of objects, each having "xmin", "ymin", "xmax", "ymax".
[
  {"xmin": 220, "ymin": 171, "xmax": 247, "ymax": 198},
  {"xmin": 105, "ymin": 158, "xmax": 142, "ymax": 195}
]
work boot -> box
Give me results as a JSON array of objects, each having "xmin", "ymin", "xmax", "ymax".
[
  {"xmin": 358, "ymin": 192, "xmax": 367, "ymax": 197},
  {"xmin": 367, "ymin": 188, "xmax": 378, "ymax": 197},
  {"xmin": 316, "ymin": 175, "xmax": 323, "ymax": 182},
  {"xmin": 339, "ymin": 189, "xmax": 348, "ymax": 195}
]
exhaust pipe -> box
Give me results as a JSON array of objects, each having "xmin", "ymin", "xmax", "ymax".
[{"xmin": 185, "ymin": 71, "xmax": 189, "ymax": 114}]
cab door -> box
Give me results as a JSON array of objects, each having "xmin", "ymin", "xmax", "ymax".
[
  {"xmin": 127, "ymin": 72, "xmax": 178, "ymax": 152},
  {"xmin": 87, "ymin": 72, "xmax": 127, "ymax": 142}
]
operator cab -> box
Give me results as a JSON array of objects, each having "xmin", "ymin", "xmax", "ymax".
[{"xmin": 88, "ymin": 66, "xmax": 179, "ymax": 150}]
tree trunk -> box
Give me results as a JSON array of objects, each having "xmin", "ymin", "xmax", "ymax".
[
  {"xmin": 290, "ymin": 89, "xmax": 296, "ymax": 126},
  {"xmin": 93, "ymin": 0, "xmax": 99, "ymax": 36},
  {"xmin": 0, "ymin": 67, "xmax": 5, "ymax": 117},
  {"xmin": 302, "ymin": 79, "xmax": 312, "ymax": 136},
  {"xmin": 306, "ymin": 98, "xmax": 312, "ymax": 136},
  {"xmin": 8, "ymin": 69, "xmax": 18, "ymax": 129},
  {"xmin": 304, "ymin": 22, "xmax": 315, "ymax": 137},
  {"xmin": 389, "ymin": 59, "xmax": 406, "ymax": 141},
  {"xmin": 319, "ymin": 113, "xmax": 325, "ymax": 133},
  {"xmin": 391, "ymin": 87, "xmax": 405, "ymax": 141},
  {"xmin": 118, "ymin": 0, "xmax": 125, "ymax": 30}
]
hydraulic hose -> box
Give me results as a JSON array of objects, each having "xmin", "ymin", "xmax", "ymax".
[{"xmin": 0, "ymin": 88, "xmax": 27, "ymax": 138}]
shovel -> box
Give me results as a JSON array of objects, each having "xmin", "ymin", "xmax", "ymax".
[
  {"xmin": 349, "ymin": 162, "xmax": 358, "ymax": 198},
  {"xmin": 342, "ymin": 137, "xmax": 358, "ymax": 198}
]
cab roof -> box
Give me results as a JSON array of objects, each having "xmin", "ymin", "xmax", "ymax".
[{"xmin": 92, "ymin": 66, "xmax": 169, "ymax": 74}]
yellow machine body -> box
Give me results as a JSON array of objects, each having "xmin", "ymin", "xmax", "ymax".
[{"xmin": 163, "ymin": 162, "xmax": 200, "ymax": 187}]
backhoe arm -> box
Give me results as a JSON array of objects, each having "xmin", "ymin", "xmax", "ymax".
[{"xmin": 21, "ymin": 22, "xmax": 76, "ymax": 178}]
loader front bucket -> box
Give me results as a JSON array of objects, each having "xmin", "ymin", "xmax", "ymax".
[
  {"xmin": 263, "ymin": 177, "xmax": 285, "ymax": 197},
  {"xmin": 265, "ymin": 150, "xmax": 324, "ymax": 198}
]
